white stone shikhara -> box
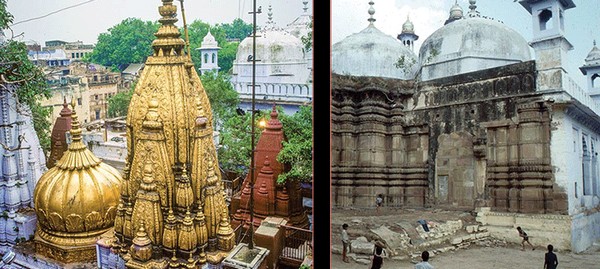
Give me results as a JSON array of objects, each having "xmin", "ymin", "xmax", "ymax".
[{"xmin": 0, "ymin": 87, "xmax": 47, "ymax": 249}]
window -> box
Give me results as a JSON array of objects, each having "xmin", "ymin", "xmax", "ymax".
[
  {"xmin": 204, "ymin": 53, "xmax": 208, "ymax": 63},
  {"xmin": 212, "ymin": 53, "xmax": 216, "ymax": 63},
  {"xmin": 95, "ymin": 109, "xmax": 101, "ymax": 120},
  {"xmin": 95, "ymin": 95, "xmax": 98, "ymax": 100},
  {"xmin": 592, "ymin": 74, "xmax": 599, "ymax": 88},
  {"xmin": 72, "ymin": 53, "xmax": 75, "ymax": 58},
  {"xmin": 539, "ymin": 9, "xmax": 552, "ymax": 31},
  {"xmin": 77, "ymin": 98, "xmax": 82, "ymax": 105}
]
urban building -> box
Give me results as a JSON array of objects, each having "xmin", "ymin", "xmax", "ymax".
[
  {"xmin": 331, "ymin": 0, "xmax": 600, "ymax": 252},
  {"xmin": 230, "ymin": 4, "xmax": 312, "ymax": 115},
  {"xmin": 198, "ymin": 31, "xmax": 221, "ymax": 75}
]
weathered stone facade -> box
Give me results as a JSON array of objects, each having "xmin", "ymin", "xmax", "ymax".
[{"xmin": 332, "ymin": 61, "xmax": 567, "ymax": 214}]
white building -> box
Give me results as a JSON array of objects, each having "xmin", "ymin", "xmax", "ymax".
[
  {"xmin": 231, "ymin": 4, "xmax": 312, "ymax": 114},
  {"xmin": 197, "ymin": 31, "xmax": 221, "ymax": 75},
  {"xmin": 331, "ymin": 0, "xmax": 600, "ymax": 253}
]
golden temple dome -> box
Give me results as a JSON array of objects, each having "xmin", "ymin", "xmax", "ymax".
[{"xmin": 33, "ymin": 100, "xmax": 122, "ymax": 262}]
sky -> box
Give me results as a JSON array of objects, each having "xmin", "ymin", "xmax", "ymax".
[
  {"xmin": 332, "ymin": 0, "xmax": 600, "ymax": 88},
  {"xmin": 4, "ymin": 0, "xmax": 311, "ymax": 45}
]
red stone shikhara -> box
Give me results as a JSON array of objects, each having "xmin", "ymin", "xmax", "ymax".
[
  {"xmin": 231, "ymin": 105, "xmax": 309, "ymax": 231},
  {"xmin": 48, "ymin": 97, "xmax": 72, "ymax": 169}
]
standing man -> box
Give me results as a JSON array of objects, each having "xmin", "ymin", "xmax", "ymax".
[
  {"xmin": 376, "ymin": 194, "xmax": 383, "ymax": 214},
  {"xmin": 415, "ymin": 251, "xmax": 434, "ymax": 269},
  {"xmin": 544, "ymin": 244, "xmax": 559, "ymax": 269},
  {"xmin": 341, "ymin": 223, "xmax": 350, "ymax": 263},
  {"xmin": 517, "ymin": 226, "xmax": 535, "ymax": 251}
]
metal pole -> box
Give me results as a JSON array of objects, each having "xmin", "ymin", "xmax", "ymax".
[
  {"xmin": 248, "ymin": 0, "xmax": 258, "ymax": 250},
  {"xmin": 179, "ymin": 0, "xmax": 192, "ymax": 59}
]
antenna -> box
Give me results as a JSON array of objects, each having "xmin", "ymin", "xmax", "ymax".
[{"xmin": 179, "ymin": 0, "xmax": 192, "ymax": 59}]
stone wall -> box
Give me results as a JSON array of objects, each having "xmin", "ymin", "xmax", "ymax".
[{"xmin": 476, "ymin": 207, "xmax": 572, "ymax": 251}]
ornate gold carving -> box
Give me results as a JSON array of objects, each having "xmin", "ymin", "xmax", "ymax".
[
  {"xmin": 65, "ymin": 214, "xmax": 84, "ymax": 232},
  {"xmin": 34, "ymin": 100, "xmax": 123, "ymax": 261},
  {"xmin": 118, "ymin": 0, "xmax": 235, "ymax": 266}
]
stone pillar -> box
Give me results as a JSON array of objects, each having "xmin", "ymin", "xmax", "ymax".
[
  {"xmin": 254, "ymin": 217, "xmax": 287, "ymax": 269},
  {"xmin": 516, "ymin": 101, "xmax": 552, "ymax": 213}
]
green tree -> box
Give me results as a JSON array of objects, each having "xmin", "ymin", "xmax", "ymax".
[
  {"xmin": 200, "ymin": 71, "xmax": 239, "ymax": 124},
  {"xmin": 87, "ymin": 18, "xmax": 159, "ymax": 70},
  {"xmin": 217, "ymin": 41, "xmax": 239, "ymax": 74},
  {"xmin": 107, "ymin": 88, "xmax": 134, "ymax": 118},
  {"xmin": 218, "ymin": 112, "xmax": 259, "ymax": 174},
  {"xmin": 217, "ymin": 18, "xmax": 253, "ymax": 41},
  {"xmin": 1, "ymin": 0, "xmax": 52, "ymax": 153},
  {"xmin": 301, "ymin": 20, "xmax": 313, "ymax": 52},
  {"xmin": 217, "ymin": 105, "xmax": 313, "ymax": 184},
  {"xmin": 277, "ymin": 105, "xmax": 312, "ymax": 183}
]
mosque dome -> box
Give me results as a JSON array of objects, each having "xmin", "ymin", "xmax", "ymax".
[
  {"xmin": 332, "ymin": 1, "xmax": 417, "ymax": 79},
  {"xmin": 34, "ymin": 102, "xmax": 122, "ymax": 248},
  {"xmin": 286, "ymin": 0, "xmax": 312, "ymax": 39},
  {"xmin": 419, "ymin": 14, "xmax": 531, "ymax": 81},
  {"xmin": 236, "ymin": 28, "xmax": 305, "ymax": 64},
  {"xmin": 236, "ymin": 5, "xmax": 305, "ymax": 64}
]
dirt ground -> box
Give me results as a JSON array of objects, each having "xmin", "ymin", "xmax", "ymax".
[
  {"xmin": 330, "ymin": 207, "xmax": 600, "ymax": 269},
  {"xmin": 331, "ymin": 244, "xmax": 600, "ymax": 269}
]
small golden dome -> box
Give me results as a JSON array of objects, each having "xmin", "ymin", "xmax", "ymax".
[{"xmin": 34, "ymin": 100, "xmax": 122, "ymax": 248}]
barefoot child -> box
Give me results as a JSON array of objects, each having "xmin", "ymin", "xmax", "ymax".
[{"xmin": 517, "ymin": 226, "xmax": 535, "ymax": 251}]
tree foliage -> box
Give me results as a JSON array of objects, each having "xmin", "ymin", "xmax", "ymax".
[
  {"xmin": 200, "ymin": 71, "xmax": 239, "ymax": 124},
  {"xmin": 217, "ymin": 18, "xmax": 253, "ymax": 41},
  {"xmin": 87, "ymin": 18, "xmax": 159, "ymax": 70},
  {"xmin": 107, "ymin": 87, "xmax": 134, "ymax": 118},
  {"xmin": 217, "ymin": 112, "xmax": 260, "ymax": 174},
  {"xmin": 277, "ymin": 105, "xmax": 313, "ymax": 183},
  {"xmin": 218, "ymin": 105, "xmax": 313, "ymax": 184},
  {"xmin": 301, "ymin": 19, "xmax": 313, "ymax": 52},
  {"xmin": 0, "ymin": 0, "xmax": 52, "ymax": 153},
  {"xmin": 185, "ymin": 20, "xmax": 240, "ymax": 74}
]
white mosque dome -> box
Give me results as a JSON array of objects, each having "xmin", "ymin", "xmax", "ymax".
[
  {"xmin": 236, "ymin": 28, "xmax": 305, "ymax": 64},
  {"xmin": 419, "ymin": 15, "xmax": 531, "ymax": 80},
  {"xmin": 332, "ymin": 1, "xmax": 417, "ymax": 80},
  {"xmin": 332, "ymin": 25, "xmax": 418, "ymax": 80}
]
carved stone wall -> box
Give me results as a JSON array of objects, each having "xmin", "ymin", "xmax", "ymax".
[
  {"xmin": 332, "ymin": 61, "xmax": 572, "ymax": 213},
  {"xmin": 486, "ymin": 100, "xmax": 562, "ymax": 214}
]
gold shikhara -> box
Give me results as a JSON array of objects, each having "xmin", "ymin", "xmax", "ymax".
[{"xmin": 114, "ymin": 0, "xmax": 234, "ymax": 267}]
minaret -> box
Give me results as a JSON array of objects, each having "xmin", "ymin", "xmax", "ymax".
[
  {"xmin": 579, "ymin": 40, "xmax": 600, "ymax": 101},
  {"xmin": 444, "ymin": 0, "xmax": 463, "ymax": 25},
  {"xmin": 197, "ymin": 31, "xmax": 221, "ymax": 75},
  {"xmin": 519, "ymin": 0, "xmax": 576, "ymax": 91},
  {"xmin": 397, "ymin": 15, "xmax": 418, "ymax": 52}
]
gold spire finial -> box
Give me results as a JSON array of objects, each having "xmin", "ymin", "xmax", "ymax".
[{"xmin": 69, "ymin": 98, "xmax": 83, "ymax": 144}]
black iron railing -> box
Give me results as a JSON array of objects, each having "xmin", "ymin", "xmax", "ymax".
[{"xmin": 281, "ymin": 225, "xmax": 312, "ymax": 262}]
